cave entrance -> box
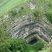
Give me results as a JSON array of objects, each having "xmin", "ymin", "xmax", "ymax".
[{"xmin": 28, "ymin": 36, "xmax": 39, "ymax": 44}]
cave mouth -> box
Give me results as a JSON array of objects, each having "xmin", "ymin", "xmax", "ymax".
[{"xmin": 28, "ymin": 36, "xmax": 39, "ymax": 44}]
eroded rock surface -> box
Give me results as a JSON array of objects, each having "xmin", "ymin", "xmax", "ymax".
[{"xmin": 0, "ymin": 0, "xmax": 52, "ymax": 42}]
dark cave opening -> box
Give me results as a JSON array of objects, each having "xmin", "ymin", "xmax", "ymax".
[{"xmin": 28, "ymin": 36, "xmax": 38, "ymax": 44}]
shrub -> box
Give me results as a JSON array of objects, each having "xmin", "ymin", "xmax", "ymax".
[
  {"xmin": 45, "ymin": 11, "xmax": 52, "ymax": 23},
  {"xmin": 0, "ymin": 38, "xmax": 27, "ymax": 52},
  {"xmin": 30, "ymin": 40, "xmax": 44, "ymax": 51},
  {"xmin": 0, "ymin": 38, "xmax": 45, "ymax": 52}
]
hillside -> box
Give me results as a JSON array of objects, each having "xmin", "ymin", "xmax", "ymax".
[{"xmin": 0, "ymin": 0, "xmax": 52, "ymax": 52}]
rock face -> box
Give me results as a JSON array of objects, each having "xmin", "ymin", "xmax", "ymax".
[
  {"xmin": 7, "ymin": 14, "xmax": 51, "ymax": 42},
  {"xmin": 1, "ymin": 0, "xmax": 52, "ymax": 42}
]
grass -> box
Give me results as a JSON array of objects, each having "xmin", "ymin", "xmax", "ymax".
[{"xmin": 0, "ymin": 0, "xmax": 28, "ymax": 17}]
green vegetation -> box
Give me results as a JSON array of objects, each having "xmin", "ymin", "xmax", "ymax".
[
  {"xmin": 0, "ymin": 0, "xmax": 52, "ymax": 52},
  {"xmin": 0, "ymin": 38, "xmax": 45, "ymax": 52},
  {"xmin": 0, "ymin": 0, "xmax": 28, "ymax": 17},
  {"xmin": 45, "ymin": 9, "xmax": 52, "ymax": 23},
  {"xmin": 39, "ymin": 48, "xmax": 50, "ymax": 52},
  {"xmin": 32, "ymin": 0, "xmax": 52, "ymax": 23},
  {"xmin": 0, "ymin": 24, "xmax": 8, "ymax": 38}
]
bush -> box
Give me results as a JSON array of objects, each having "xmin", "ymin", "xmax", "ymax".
[
  {"xmin": 0, "ymin": 38, "xmax": 27, "ymax": 52},
  {"xmin": 0, "ymin": 38, "xmax": 45, "ymax": 52},
  {"xmin": 30, "ymin": 40, "xmax": 44, "ymax": 51},
  {"xmin": 45, "ymin": 11, "xmax": 52, "ymax": 23},
  {"xmin": 0, "ymin": 38, "xmax": 35, "ymax": 52}
]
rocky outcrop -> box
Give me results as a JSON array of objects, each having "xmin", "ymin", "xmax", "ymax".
[
  {"xmin": 7, "ymin": 14, "xmax": 52, "ymax": 42},
  {"xmin": 1, "ymin": 0, "xmax": 52, "ymax": 43}
]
